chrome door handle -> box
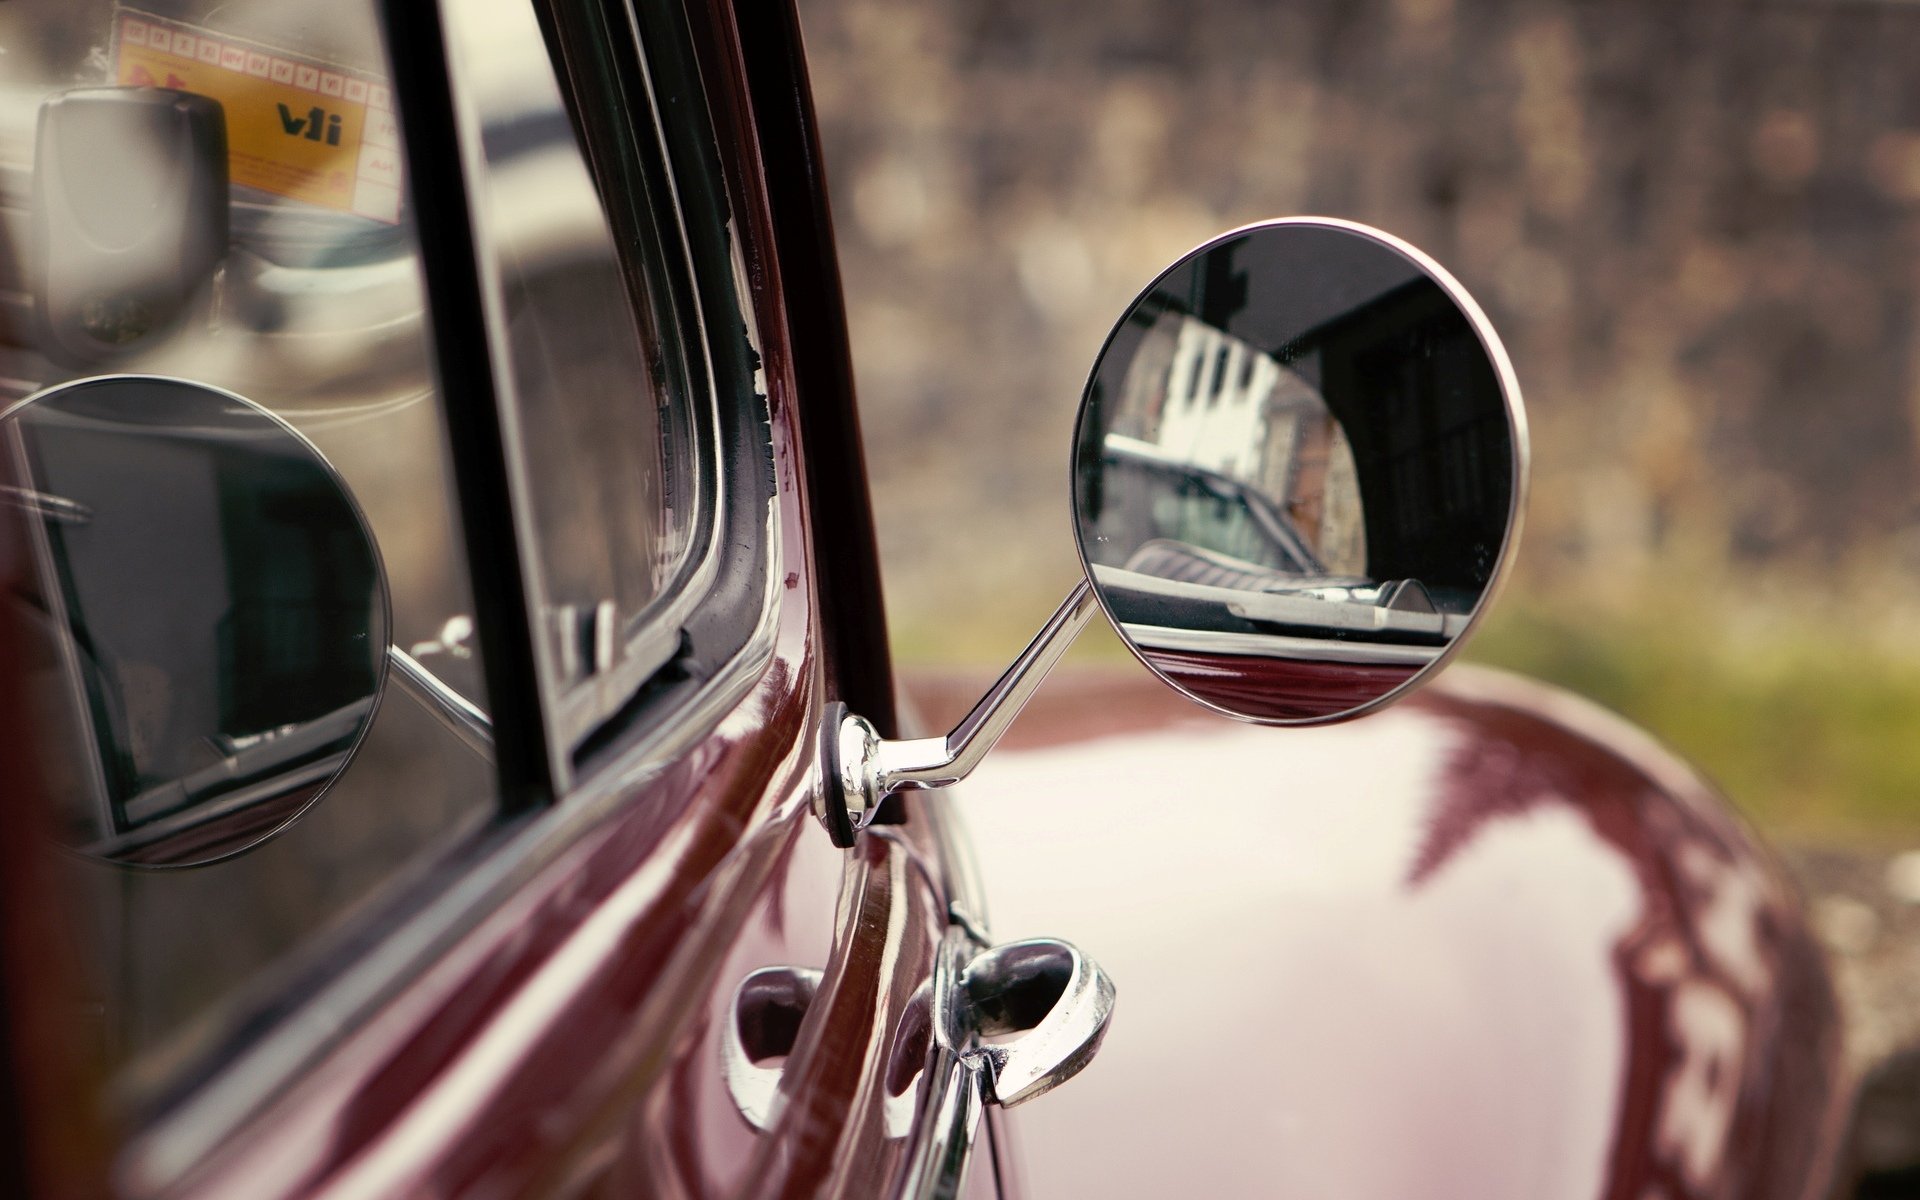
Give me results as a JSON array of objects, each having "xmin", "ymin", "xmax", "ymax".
[
  {"xmin": 721, "ymin": 964, "xmax": 823, "ymax": 1131},
  {"xmin": 961, "ymin": 938, "xmax": 1115, "ymax": 1108}
]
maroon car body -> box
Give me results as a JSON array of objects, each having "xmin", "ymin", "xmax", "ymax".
[
  {"xmin": 0, "ymin": 0, "xmax": 1847, "ymax": 1197},
  {"xmin": 940, "ymin": 665, "xmax": 1845, "ymax": 1198}
]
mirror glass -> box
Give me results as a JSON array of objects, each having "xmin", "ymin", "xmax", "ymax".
[
  {"xmin": 2, "ymin": 376, "xmax": 387, "ymax": 865},
  {"xmin": 1072, "ymin": 218, "xmax": 1525, "ymax": 724}
]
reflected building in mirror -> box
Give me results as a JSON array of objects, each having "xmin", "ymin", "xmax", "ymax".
[{"xmin": 1108, "ymin": 309, "xmax": 1366, "ymax": 576}]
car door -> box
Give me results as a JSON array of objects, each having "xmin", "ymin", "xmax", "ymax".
[{"xmin": 0, "ymin": 0, "xmax": 1014, "ymax": 1194}]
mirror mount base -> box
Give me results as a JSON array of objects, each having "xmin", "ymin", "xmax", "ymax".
[{"xmin": 814, "ymin": 580, "xmax": 1096, "ymax": 848}]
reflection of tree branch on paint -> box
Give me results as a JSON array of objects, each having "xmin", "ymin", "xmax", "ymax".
[{"xmin": 1407, "ymin": 687, "xmax": 1840, "ymax": 1193}]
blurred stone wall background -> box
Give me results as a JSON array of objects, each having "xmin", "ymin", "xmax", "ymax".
[{"xmin": 799, "ymin": 0, "xmax": 1920, "ymax": 836}]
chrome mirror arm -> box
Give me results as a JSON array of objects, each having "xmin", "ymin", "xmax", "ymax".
[
  {"xmin": 388, "ymin": 646, "xmax": 494, "ymax": 759},
  {"xmin": 818, "ymin": 580, "xmax": 1097, "ymax": 847}
]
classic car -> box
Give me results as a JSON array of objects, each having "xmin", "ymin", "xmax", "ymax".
[{"xmin": 0, "ymin": 0, "xmax": 1851, "ymax": 1196}]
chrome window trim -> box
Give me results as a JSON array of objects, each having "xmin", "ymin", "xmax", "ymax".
[
  {"xmin": 488, "ymin": 0, "xmax": 783, "ymax": 776},
  {"xmin": 441, "ymin": 0, "xmax": 739, "ymax": 783},
  {"xmin": 432, "ymin": 0, "xmax": 672, "ymax": 783}
]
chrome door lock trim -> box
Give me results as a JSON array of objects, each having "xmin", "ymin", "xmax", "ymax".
[
  {"xmin": 816, "ymin": 580, "xmax": 1097, "ymax": 847},
  {"xmin": 720, "ymin": 964, "xmax": 823, "ymax": 1131},
  {"xmin": 716, "ymin": 936, "xmax": 1113, "ymax": 1142}
]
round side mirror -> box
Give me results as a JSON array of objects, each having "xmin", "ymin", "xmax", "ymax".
[
  {"xmin": 1071, "ymin": 218, "xmax": 1526, "ymax": 724},
  {"xmin": 3, "ymin": 375, "xmax": 388, "ymax": 865}
]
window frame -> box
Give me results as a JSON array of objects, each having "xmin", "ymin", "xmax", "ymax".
[
  {"xmin": 476, "ymin": 0, "xmax": 726, "ymax": 767},
  {"xmin": 462, "ymin": 0, "xmax": 781, "ymax": 788}
]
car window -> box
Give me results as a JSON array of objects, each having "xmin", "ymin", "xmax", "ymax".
[
  {"xmin": 449, "ymin": 0, "xmax": 718, "ymax": 762},
  {"xmin": 0, "ymin": 0, "xmax": 506, "ymax": 1094},
  {"xmin": 2, "ymin": 0, "xmax": 754, "ymax": 1116}
]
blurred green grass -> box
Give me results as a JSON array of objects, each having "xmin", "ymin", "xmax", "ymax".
[
  {"xmin": 1467, "ymin": 597, "xmax": 1920, "ymax": 847},
  {"xmin": 891, "ymin": 582, "xmax": 1920, "ymax": 847}
]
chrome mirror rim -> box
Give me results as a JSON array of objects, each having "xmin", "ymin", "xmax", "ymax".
[{"xmin": 1067, "ymin": 215, "xmax": 1530, "ymax": 726}]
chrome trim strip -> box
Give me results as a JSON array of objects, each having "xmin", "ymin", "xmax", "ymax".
[
  {"xmin": 388, "ymin": 646, "xmax": 494, "ymax": 759},
  {"xmin": 1116, "ymin": 621, "xmax": 1441, "ymax": 666},
  {"xmin": 897, "ymin": 927, "xmax": 987, "ymax": 1200},
  {"xmin": 899, "ymin": 1057, "xmax": 986, "ymax": 1200}
]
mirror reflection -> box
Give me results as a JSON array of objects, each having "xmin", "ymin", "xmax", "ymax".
[
  {"xmin": 2, "ymin": 376, "xmax": 387, "ymax": 865},
  {"xmin": 1073, "ymin": 219, "xmax": 1523, "ymax": 723}
]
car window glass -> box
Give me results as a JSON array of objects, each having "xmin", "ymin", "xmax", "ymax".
[
  {"xmin": 0, "ymin": 0, "xmax": 500, "ymax": 1090},
  {"xmin": 448, "ymin": 0, "xmax": 710, "ymax": 758}
]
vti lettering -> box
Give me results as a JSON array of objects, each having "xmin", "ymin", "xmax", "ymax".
[{"xmin": 275, "ymin": 103, "xmax": 344, "ymax": 146}]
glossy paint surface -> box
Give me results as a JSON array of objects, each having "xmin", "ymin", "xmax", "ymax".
[{"xmin": 937, "ymin": 663, "xmax": 1843, "ymax": 1199}]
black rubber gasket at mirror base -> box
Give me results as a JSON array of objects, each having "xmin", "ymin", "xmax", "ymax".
[{"xmin": 817, "ymin": 700, "xmax": 857, "ymax": 848}]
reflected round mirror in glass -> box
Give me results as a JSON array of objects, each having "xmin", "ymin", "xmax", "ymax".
[
  {"xmin": 1071, "ymin": 218, "xmax": 1526, "ymax": 724},
  {"xmin": 2, "ymin": 376, "xmax": 388, "ymax": 865}
]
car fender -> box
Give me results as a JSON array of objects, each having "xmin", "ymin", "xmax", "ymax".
[{"xmin": 937, "ymin": 662, "xmax": 1845, "ymax": 1199}]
